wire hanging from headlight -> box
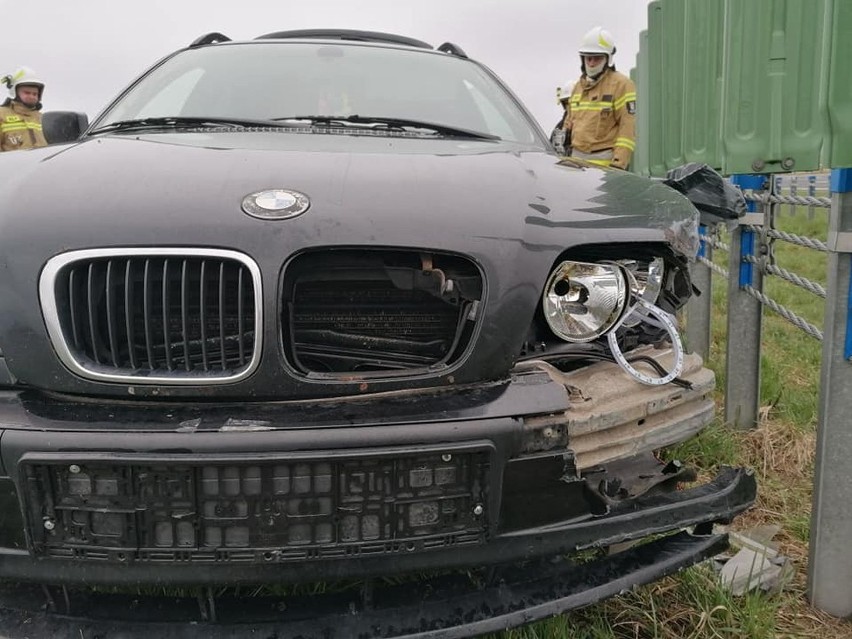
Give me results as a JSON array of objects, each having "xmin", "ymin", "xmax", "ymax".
[{"xmin": 606, "ymin": 267, "xmax": 685, "ymax": 386}]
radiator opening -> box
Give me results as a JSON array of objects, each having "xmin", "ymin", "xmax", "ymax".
[{"xmin": 281, "ymin": 250, "xmax": 483, "ymax": 377}]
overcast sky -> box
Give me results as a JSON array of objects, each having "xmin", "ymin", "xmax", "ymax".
[{"xmin": 2, "ymin": 0, "xmax": 649, "ymax": 131}]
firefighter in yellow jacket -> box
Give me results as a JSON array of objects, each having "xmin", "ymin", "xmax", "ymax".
[
  {"xmin": 0, "ymin": 67, "xmax": 47, "ymax": 152},
  {"xmin": 555, "ymin": 27, "xmax": 636, "ymax": 170}
]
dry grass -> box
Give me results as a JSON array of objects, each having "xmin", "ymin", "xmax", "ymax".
[
  {"xmin": 710, "ymin": 418, "xmax": 852, "ymax": 639},
  {"xmin": 526, "ymin": 414, "xmax": 849, "ymax": 639}
]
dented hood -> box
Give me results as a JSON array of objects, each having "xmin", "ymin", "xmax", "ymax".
[{"xmin": 0, "ymin": 132, "xmax": 698, "ymax": 260}]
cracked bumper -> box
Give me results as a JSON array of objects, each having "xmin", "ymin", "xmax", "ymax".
[
  {"xmin": 0, "ymin": 529, "xmax": 734, "ymax": 638},
  {"xmin": 0, "ymin": 348, "xmax": 754, "ymax": 635},
  {"xmin": 0, "ymin": 469, "xmax": 754, "ymax": 637}
]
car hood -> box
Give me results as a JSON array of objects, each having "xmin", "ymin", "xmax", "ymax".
[
  {"xmin": 0, "ymin": 132, "xmax": 696, "ymax": 259},
  {"xmin": 0, "ymin": 132, "xmax": 698, "ymax": 398}
]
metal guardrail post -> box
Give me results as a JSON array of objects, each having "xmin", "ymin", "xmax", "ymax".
[
  {"xmin": 809, "ymin": 174, "xmax": 817, "ymax": 219},
  {"xmin": 686, "ymin": 225, "xmax": 713, "ymax": 359},
  {"xmin": 724, "ymin": 175, "xmax": 766, "ymax": 429},
  {"xmin": 774, "ymin": 175, "xmax": 783, "ymax": 213},
  {"xmin": 808, "ymin": 167, "xmax": 852, "ymax": 617}
]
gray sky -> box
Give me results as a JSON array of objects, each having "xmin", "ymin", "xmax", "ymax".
[{"xmin": 2, "ymin": 0, "xmax": 649, "ymax": 131}]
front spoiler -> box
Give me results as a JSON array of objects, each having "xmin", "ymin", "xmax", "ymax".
[
  {"xmin": 0, "ymin": 467, "xmax": 755, "ymax": 584},
  {"xmin": 0, "ymin": 468, "xmax": 755, "ymax": 637},
  {"xmin": 0, "ymin": 530, "xmax": 727, "ymax": 638}
]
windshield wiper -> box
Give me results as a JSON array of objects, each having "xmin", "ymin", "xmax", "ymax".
[
  {"xmin": 273, "ymin": 115, "xmax": 501, "ymax": 141},
  {"xmin": 88, "ymin": 116, "xmax": 294, "ymax": 135}
]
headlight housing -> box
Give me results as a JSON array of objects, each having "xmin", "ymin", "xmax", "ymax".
[
  {"xmin": 623, "ymin": 257, "xmax": 664, "ymax": 302},
  {"xmin": 619, "ymin": 257, "xmax": 665, "ymax": 327},
  {"xmin": 542, "ymin": 261, "xmax": 628, "ymax": 342}
]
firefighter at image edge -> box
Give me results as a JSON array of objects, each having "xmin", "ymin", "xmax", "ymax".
[
  {"xmin": 552, "ymin": 26, "xmax": 637, "ymax": 170},
  {"xmin": 0, "ymin": 66, "xmax": 47, "ymax": 152}
]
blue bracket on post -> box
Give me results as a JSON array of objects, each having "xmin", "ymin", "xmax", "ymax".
[
  {"xmin": 698, "ymin": 225, "xmax": 707, "ymax": 259},
  {"xmin": 739, "ymin": 231, "xmax": 756, "ymax": 288},
  {"xmin": 831, "ymin": 168, "xmax": 852, "ymax": 194},
  {"xmin": 730, "ymin": 174, "xmax": 765, "ymax": 288},
  {"xmin": 730, "ymin": 174, "xmax": 767, "ymax": 212},
  {"xmin": 833, "ymin": 169, "xmax": 852, "ymax": 360}
]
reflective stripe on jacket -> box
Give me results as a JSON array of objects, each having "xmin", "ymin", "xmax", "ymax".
[
  {"xmin": 562, "ymin": 68, "xmax": 636, "ymax": 170},
  {"xmin": 0, "ymin": 101, "xmax": 47, "ymax": 152},
  {"xmin": 571, "ymin": 148, "xmax": 614, "ymax": 167}
]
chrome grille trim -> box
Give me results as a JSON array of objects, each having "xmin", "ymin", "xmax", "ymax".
[{"xmin": 39, "ymin": 248, "xmax": 263, "ymax": 385}]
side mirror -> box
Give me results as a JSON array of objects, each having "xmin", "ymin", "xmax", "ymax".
[
  {"xmin": 42, "ymin": 111, "xmax": 89, "ymax": 145},
  {"xmin": 662, "ymin": 163, "xmax": 746, "ymax": 226}
]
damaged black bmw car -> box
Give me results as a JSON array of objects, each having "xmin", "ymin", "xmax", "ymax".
[{"xmin": 0, "ymin": 30, "xmax": 754, "ymax": 637}]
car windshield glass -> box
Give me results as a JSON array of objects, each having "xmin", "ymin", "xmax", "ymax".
[{"xmin": 94, "ymin": 42, "xmax": 541, "ymax": 145}]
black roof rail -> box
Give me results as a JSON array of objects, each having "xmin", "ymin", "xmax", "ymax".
[
  {"xmin": 437, "ymin": 42, "xmax": 468, "ymax": 58},
  {"xmin": 190, "ymin": 32, "xmax": 231, "ymax": 47},
  {"xmin": 255, "ymin": 29, "xmax": 433, "ymax": 50}
]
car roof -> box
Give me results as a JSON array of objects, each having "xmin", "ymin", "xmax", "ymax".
[{"xmin": 189, "ymin": 29, "xmax": 469, "ymax": 58}]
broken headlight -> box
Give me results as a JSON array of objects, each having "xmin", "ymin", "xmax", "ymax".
[
  {"xmin": 620, "ymin": 257, "xmax": 665, "ymax": 327},
  {"xmin": 542, "ymin": 261, "xmax": 628, "ymax": 342}
]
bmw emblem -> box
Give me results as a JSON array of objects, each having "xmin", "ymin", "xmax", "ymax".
[{"xmin": 242, "ymin": 189, "xmax": 310, "ymax": 220}]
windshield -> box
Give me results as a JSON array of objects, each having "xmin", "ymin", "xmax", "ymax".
[{"xmin": 94, "ymin": 42, "xmax": 541, "ymax": 145}]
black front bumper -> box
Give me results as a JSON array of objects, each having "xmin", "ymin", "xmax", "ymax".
[
  {"xmin": 0, "ymin": 370, "xmax": 756, "ymax": 636},
  {"xmin": 0, "ymin": 529, "xmax": 731, "ymax": 638},
  {"xmin": 0, "ymin": 463, "xmax": 754, "ymax": 585}
]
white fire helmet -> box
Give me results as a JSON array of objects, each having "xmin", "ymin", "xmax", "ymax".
[
  {"xmin": 2, "ymin": 67, "xmax": 45, "ymax": 101},
  {"xmin": 578, "ymin": 27, "xmax": 616, "ymax": 67}
]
